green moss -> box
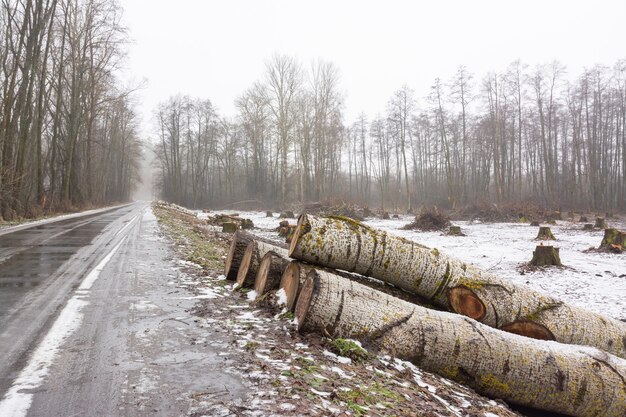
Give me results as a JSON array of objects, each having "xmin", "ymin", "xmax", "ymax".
[
  {"xmin": 430, "ymin": 248, "xmax": 440, "ymax": 257},
  {"xmin": 330, "ymin": 338, "xmax": 369, "ymax": 362},
  {"xmin": 480, "ymin": 374, "xmax": 510, "ymax": 395}
]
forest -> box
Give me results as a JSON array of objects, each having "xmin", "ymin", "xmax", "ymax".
[
  {"xmin": 0, "ymin": 0, "xmax": 141, "ymax": 220},
  {"xmin": 155, "ymin": 55, "xmax": 626, "ymax": 212}
]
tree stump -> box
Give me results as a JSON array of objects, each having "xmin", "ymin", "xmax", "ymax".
[
  {"xmin": 222, "ymin": 222, "xmax": 238, "ymax": 233},
  {"xmin": 381, "ymin": 212, "xmax": 390, "ymax": 220},
  {"xmin": 583, "ymin": 223, "xmax": 594, "ymax": 231},
  {"xmin": 530, "ymin": 221, "xmax": 540, "ymax": 227},
  {"xmin": 535, "ymin": 226, "xmax": 555, "ymax": 240},
  {"xmin": 595, "ymin": 217, "xmax": 607, "ymax": 229},
  {"xmin": 240, "ymin": 219, "xmax": 254, "ymax": 229},
  {"xmin": 530, "ymin": 245, "xmax": 562, "ymax": 267},
  {"xmin": 266, "ymin": 211, "xmax": 273, "ymax": 217},
  {"xmin": 579, "ymin": 216, "xmax": 588, "ymax": 222},
  {"xmin": 279, "ymin": 211, "xmax": 295, "ymax": 219},
  {"xmin": 392, "ymin": 214, "xmax": 399, "ymax": 219},
  {"xmin": 546, "ymin": 218, "xmax": 556, "ymax": 225},
  {"xmin": 600, "ymin": 228, "xmax": 626, "ymax": 253},
  {"xmin": 447, "ymin": 225, "xmax": 464, "ymax": 236}
]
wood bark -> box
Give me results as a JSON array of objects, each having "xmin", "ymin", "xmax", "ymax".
[
  {"xmin": 237, "ymin": 240, "xmax": 288, "ymax": 288},
  {"xmin": 296, "ymin": 269, "xmax": 626, "ymax": 417},
  {"xmin": 254, "ymin": 251, "xmax": 291, "ymax": 296},
  {"xmin": 289, "ymin": 214, "xmax": 626, "ymax": 358}
]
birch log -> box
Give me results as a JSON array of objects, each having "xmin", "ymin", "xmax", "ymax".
[
  {"xmin": 289, "ymin": 214, "xmax": 626, "ymax": 358},
  {"xmin": 237, "ymin": 240, "xmax": 288, "ymax": 288},
  {"xmin": 279, "ymin": 260, "xmax": 433, "ymax": 313},
  {"xmin": 295, "ymin": 269, "xmax": 626, "ymax": 417},
  {"xmin": 254, "ymin": 252, "xmax": 291, "ymax": 296}
]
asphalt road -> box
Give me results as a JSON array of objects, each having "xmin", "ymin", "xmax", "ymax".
[{"xmin": 0, "ymin": 203, "xmax": 244, "ymax": 416}]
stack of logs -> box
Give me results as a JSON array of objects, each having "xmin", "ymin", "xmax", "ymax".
[{"xmin": 224, "ymin": 214, "xmax": 626, "ymax": 417}]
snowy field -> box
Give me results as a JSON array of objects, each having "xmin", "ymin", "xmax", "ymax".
[{"xmin": 198, "ymin": 210, "xmax": 626, "ymax": 321}]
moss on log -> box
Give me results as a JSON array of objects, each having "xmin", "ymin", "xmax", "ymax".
[
  {"xmin": 289, "ymin": 214, "xmax": 626, "ymax": 358},
  {"xmin": 296, "ymin": 269, "xmax": 626, "ymax": 417},
  {"xmin": 600, "ymin": 228, "xmax": 626, "ymax": 253}
]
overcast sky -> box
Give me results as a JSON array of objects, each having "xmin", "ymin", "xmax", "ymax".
[{"xmin": 119, "ymin": 0, "xmax": 626, "ymax": 136}]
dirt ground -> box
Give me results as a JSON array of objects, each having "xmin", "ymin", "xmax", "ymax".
[{"xmin": 153, "ymin": 203, "xmax": 521, "ymax": 417}]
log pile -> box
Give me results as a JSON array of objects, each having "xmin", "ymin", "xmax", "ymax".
[
  {"xmin": 207, "ymin": 213, "xmax": 254, "ymax": 230},
  {"xmin": 222, "ymin": 214, "xmax": 626, "ymax": 417}
]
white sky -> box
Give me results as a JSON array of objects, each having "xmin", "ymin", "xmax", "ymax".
[{"xmin": 119, "ymin": 0, "xmax": 626, "ymax": 136}]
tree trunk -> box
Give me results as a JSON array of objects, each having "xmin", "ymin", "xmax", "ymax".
[
  {"xmin": 254, "ymin": 251, "xmax": 291, "ymax": 296},
  {"xmin": 295, "ymin": 269, "xmax": 626, "ymax": 417},
  {"xmin": 237, "ymin": 240, "xmax": 288, "ymax": 288},
  {"xmin": 289, "ymin": 214, "xmax": 626, "ymax": 358}
]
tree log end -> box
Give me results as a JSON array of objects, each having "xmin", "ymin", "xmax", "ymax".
[
  {"xmin": 501, "ymin": 321, "xmax": 555, "ymax": 341},
  {"xmin": 224, "ymin": 238, "xmax": 238, "ymax": 280},
  {"xmin": 280, "ymin": 262, "xmax": 301, "ymax": 311},
  {"xmin": 289, "ymin": 214, "xmax": 310, "ymax": 256},
  {"xmin": 294, "ymin": 271, "xmax": 316, "ymax": 331},
  {"xmin": 254, "ymin": 252, "xmax": 273, "ymax": 295},
  {"xmin": 448, "ymin": 286, "xmax": 486, "ymax": 321},
  {"xmin": 236, "ymin": 242, "xmax": 255, "ymax": 287}
]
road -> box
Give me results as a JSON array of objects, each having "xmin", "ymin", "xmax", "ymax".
[{"xmin": 0, "ymin": 203, "xmax": 245, "ymax": 416}]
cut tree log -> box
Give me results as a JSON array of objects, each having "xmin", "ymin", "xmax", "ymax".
[
  {"xmin": 289, "ymin": 214, "xmax": 626, "ymax": 358},
  {"xmin": 530, "ymin": 245, "xmax": 562, "ymax": 267},
  {"xmin": 295, "ymin": 269, "xmax": 626, "ymax": 417},
  {"xmin": 237, "ymin": 240, "xmax": 289, "ymax": 288},
  {"xmin": 278, "ymin": 260, "xmax": 433, "ymax": 313},
  {"xmin": 595, "ymin": 217, "xmax": 607, "ymax": 229},
  {"xmin": 224, "ymin": 232, "xmax": 255, "ymax": 280},
  {"xmin": 535, "ymin": 226, "xmax": 556, "ymax": 240},
  {"xmin": 254, "ymin": 251, "xmax": 291, "ymax": 296},
  {"xmin": 599, "ymin": 228, "xmax": 626, "ymax": 253}
]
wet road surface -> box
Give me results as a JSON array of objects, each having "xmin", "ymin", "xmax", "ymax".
[{"xmin": 0, "ymin": 203, "xmax": 245, "ymax": 416}]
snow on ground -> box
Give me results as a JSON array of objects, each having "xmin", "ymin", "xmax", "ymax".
[{"xmin": 197, "ymin": 209, "xmax": 626, "ymax": 320}]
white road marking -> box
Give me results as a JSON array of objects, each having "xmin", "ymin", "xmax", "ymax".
[{"xmin": 0, "ymin": 235, "xmax": 128, "ymax": 417}]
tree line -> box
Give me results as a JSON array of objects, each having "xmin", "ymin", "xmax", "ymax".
[
  {"xmin": 0, "ymin": 0, "xmax": 141, "ymax": 220},
  {"xmin": 156, "ymin": 55, "xmax": 625, "ymax": 212}
]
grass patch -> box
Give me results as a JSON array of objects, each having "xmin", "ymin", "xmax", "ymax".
[
  {"xmin": 330, "ymin": 339, "xmax": 369, "ymax": 362},
  {"xmin": 153, "ymin": 204, "xmax": 227, "ymax": 273}
]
